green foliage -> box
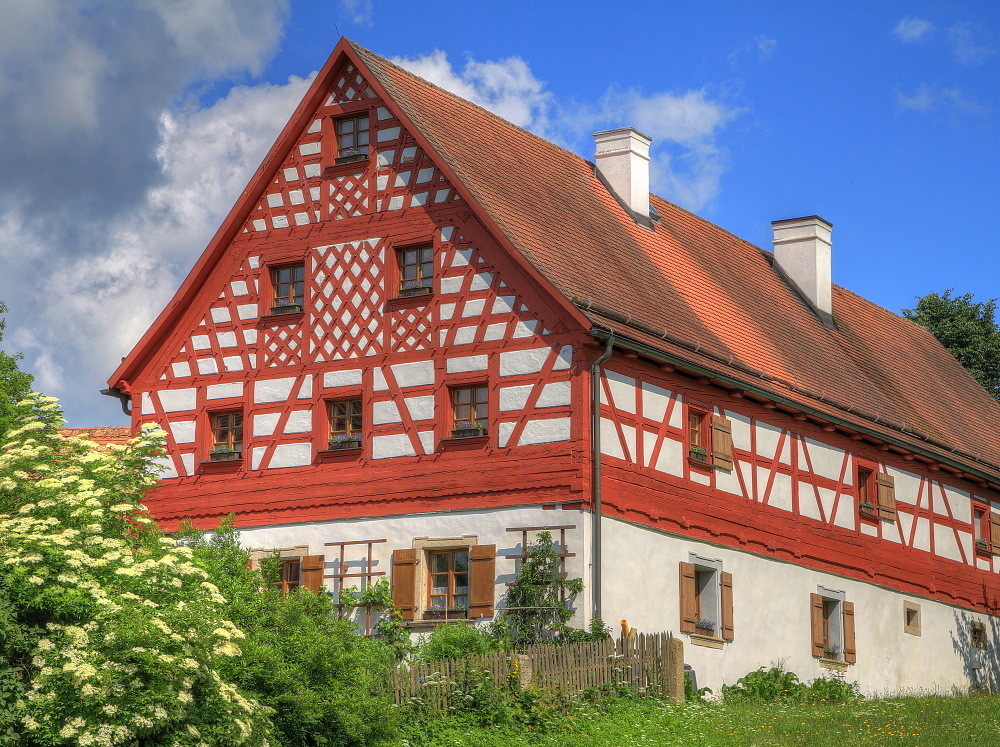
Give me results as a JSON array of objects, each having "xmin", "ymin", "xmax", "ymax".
[
  {"xmin": 493, "ymin": 531, "xmax": 585, "ymax": 647},
  {"xmin": 338, "ymin": 577, "xmax": 410, "ymax": 660},
  {"xmin": 0, "ymin": 394, "xmax": 272, "ymax": 746},
  {"xmin": 417, "ymin": 621, "xmax": 502, "ymax": 662},
  {"xmin": 178, "ymin": 517, "xmax": 399, "ymax": 747},
  {"xmin": 0, "ymin": 303, "xmax": 34, "ymax": 441},
  {"xmin": 722, "ymin": 664, "xmax": 860, "ymax": 704},
  {"xmin": 903, "ymin": 290, "xmax": 1000, "ymax": 401}
]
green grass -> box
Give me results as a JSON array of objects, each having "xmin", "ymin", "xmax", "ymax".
[{"xmin": 399, "ymin": 693, "xmax": 1000, "ymax": 746}]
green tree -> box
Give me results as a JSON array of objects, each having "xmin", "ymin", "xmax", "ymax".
[
  {"xmin": 493, "ymin": 531, "xmax": 585, "ymax": 647},
  {"xmin": 903, "ymin": 290, "xmax": 1000, "ymax": 401},
  {"xmin": 0, "ymin": 394, "xmax": 272, "ymax": 746},
  {"xmin": 0, "ymin": 302, "xmax": 34, "ymax": 439},
  {"xmin": 176, "ymin": 518, "xmax": 399, "ymax": 747}
]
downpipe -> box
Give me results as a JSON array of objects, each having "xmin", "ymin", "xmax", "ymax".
[{"xmin": 590, "ymin": 329, "xmax": 614, "ymax": 621}]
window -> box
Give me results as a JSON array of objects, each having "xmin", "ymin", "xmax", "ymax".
[
  {"xmin": 210, "ymin": 411, "xmax": 243, "ymax": 459},
  {"xmin": 856, "ymin": 464, "xmax": 895, "ymax": 521},
  {"xmin": 971, "ymin": 620, "xmax": 987, "ymax": 650},
  {"xmin": 451, "ymin": 385, "xmax": 488, "ymax": 437},
  {"xmin": 391, "ymin": 541, "xmax": 497, "ymax": 622},
  {"xmin": 327, "ymin": 399, "xmax": 362, "ymax": 449},
  {"xmin": 396, "ymin": 245, "xmax": 433, "ymax": 296},
  {"xmin": 685, "ymin": 406, "xmax": 734, "ymax": 470},
  {"xmin": 273, "ymin": 557, "xmax": 301, "ymax": 593},
  {"xmin": 428, "ymin": 549, "xmax": 470, "ymax": 614},
  {"xmin": 271, "ymin": 264, "xmax": 304, "ymax": 313},
  {"xmin": 857, "ymin": 465, "xmax": 875, "ymax": 517},
  {"xmin": 679, "ymin": 556, "xmax": 734, "ymax": 641},
  {"xmin": 810, "ymin": 588, "xmax": 855, "ymax": 663},
  {"xmin": 903, "ymin": 601, "xmax": 921, "ymax": 636},
  {"xmin": 974, "ymin": 506, "xmax": 1000, "ymax": 554},
  {"xmin": 336, "ymin": 113, "xmax": 370, "ymax": 162}
]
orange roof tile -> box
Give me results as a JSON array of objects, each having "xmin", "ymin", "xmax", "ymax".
[
  {"xmin": 351, "ymin": 41, "xmax": 1000, "ymax": 478},
  {"xmin": 59, "ymin": 427, "xmax": 132, "ymax": 447}
]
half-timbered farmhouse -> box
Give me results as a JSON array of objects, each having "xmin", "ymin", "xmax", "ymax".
[{"xmin": 105, "ymin": 38, "xmax": 1000, "ymax": 693}]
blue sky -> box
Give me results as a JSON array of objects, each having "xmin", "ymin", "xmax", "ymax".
[{"xmin": 0, "ymin": 0, "xmax": 997, "ymax": 427}]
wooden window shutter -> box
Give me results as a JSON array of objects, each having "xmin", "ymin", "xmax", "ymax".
[
  {"xmin": 720, "ymin": 571, "xmax": 734, "ymax": 641},
  {"xmin": 301, "ymin": 555, "xmax": 325, "ymax": 592},
  {"xmin": 320, "ymin": 116, "xmax": 335, "ymax": 172},
  {"xmin": 469, "ymin": 544, "xmax": 497, "ymax": 619},
  {"xmin": 843, "ymin": 601, "xmax": 857, "ymax": 663},
  {"xmin": 679, "ymin": 562, "xmax": 697, "ymax": 633},
  {"xmin": 711, "ymin": 415, "xmax": 734, "ymax": 471},
  {"xmin": 876, "ymin": 473, "xmax": 896, "ymax": 521},
  {"xmin": 989, "ymin": 512, "xmax": 1000, "ymax": 551},
  {"xmin": 810, "ymin": 593, "xmax": 825, "ymax": 657},
  {"xmin": 391, "ymin": 549, "xmax": 417, "ymax": 621}
]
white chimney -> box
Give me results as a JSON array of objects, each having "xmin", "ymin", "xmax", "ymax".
[
  {"xmin": 594, "ymin": 128, "xmax": 651, "ymax": 220},
  {"xmin": 772, "ymin": 216, "xmax": 833, "ymax": 320}
]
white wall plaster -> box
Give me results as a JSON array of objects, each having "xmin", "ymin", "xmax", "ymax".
[
  {"xmin": 373, "ymin": 400, "xmax": 402, "ymax": 425},
  {"xmin": 171, "ymin": 362, "xmax": 191, "ymax": 378},
  {"xmin": 254, "ymin": 377, "xmax": 296, "ymax": 404},
  {"xmin": 168, "ymin": 421, "xmax": 196, "ymax": 444},
  {"xmin": 447, "ymin": 355, "xmax": 488, "ymax": 374},
  {"xmin": 391, "ymin": 360, "xmax": 434, "ymax": 387},
  {"xmin": 269, "ymin": 443, "xmax": 312, "ymax": 469},
  {"xmin": 372, "ymin": 433, "xmax": 416, "ymax": 459},
  {"xmin": 206, "ymin": 382, "xmax": 243, "ymax": 400},
  {"xmin": 253, "ymin": 413, "xmax": 281, "ymax": 437},
  {"xmin": 283, "ymin": 410, "xmax": 313, "ymax": 434},
  {"xmin": 324, "ymin": 369, "xmax": 363, "ymax": 388},
  {"xmin": 404, "ymin": 396, "xmax": 435, "ymax": 421},
  {"xmin": 158, "ymin": 388, "xmax": 197, "ymax": 413}
]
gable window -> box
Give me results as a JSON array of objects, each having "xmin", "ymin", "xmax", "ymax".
[
  {"xmin": 858, "ymin": 464, "xmax": 896, "ymax": 522},
  {"xmin": 397, "ymin": 245, "xmax": 433, "ymax": 297},
  {"xmin": 451, "ymin": 385, "xmax": 488, "ymax": 437},
  {"xmin": 857, "ymin": 466, "xmax": 875, "ymax": 517},
  {"xmin": 210, "ymin": 411, "xmax": 243, "ymax": 461},
  {"xmin": 810, "ymin": 587, "xmax": 856, "ymax": 663},
  {"xmin": 327, "ymin": 399, "xmax": 363, "ymax": 450},
  {"xmin": 336, "ymin": 113, "xmax": 369, "ymax": 163},
  {"xmin": 974, "ymin": 506, "xmax": 1000, "ymax": 554},
  {"xmin": 271, "ymin": 264, "xmax": 304, "ymax": 314},
  {"xmin": 679, "ymin": 556, "xmax": 734, "ymax": 643},
  {"xmin": 685, "ymin": 406, "xmax": 734, "ymax": 470},
  {"xmin": 391, "ymin": 540, "xmax": 497, "ymax": 622}
]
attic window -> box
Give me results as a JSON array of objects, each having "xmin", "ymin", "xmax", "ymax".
[
  {"xmin": 271, "ymin": 264, "xmax": 304, "ymax": 314},
  {"xmin": 336, "ymin": 114, "xmax": 369, "ymax": 164},
  {"xmin": 397, "ymin": 246, "xmax": 433, "ymax": 297}
]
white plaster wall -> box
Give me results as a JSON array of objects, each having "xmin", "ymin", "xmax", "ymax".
[
  {"xmin": 237, "ymin": 505, "xmax": 590, "ymax": 628},
  {"xmin": 600, "ymin": 516, "xmax": 992, "ymax": 696}
]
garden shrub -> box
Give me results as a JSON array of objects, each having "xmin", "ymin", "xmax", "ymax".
[
  {"xmin": 417, "ymin": 621, "xmax": 501, "ymax": 662},
  {"xmin": 722, "ymin": 664, "xmax": 861, "ymax": 704}
]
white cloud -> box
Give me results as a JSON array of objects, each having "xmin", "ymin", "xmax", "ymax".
[
  {"xmin": 340, "ymin": 0, "xmax": 374, "ymax": 25},
  {"xmin": 895, "ymin": 83, "xmax": 982, "ymax": 114},
  {"xmin": 947, "ymin": 22, "xmax": 996, "ymax": 65},
  {"xmin": 393, "ymin": 51, "xmax": 737, "ymax": 211},
  {"xmin": 893, "ymin": 17, "xmax": 934, "ymax": 42},
  {"xmin": 753, "ymin": 35, "xmax": 777, "ymax": 60},
  {"xmin": 0, "ymin": 0, "xmax": 290, "ymax": 427}
]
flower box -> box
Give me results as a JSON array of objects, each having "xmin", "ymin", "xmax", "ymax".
[
  {"xmin": 976, "ymin": 539, "xmax": 992, "ymax": 554},
  {"xmin": 694, "ymin": 619, "xmax": 715, "ymax": 636},
  {"xmin": 327, "ymin": 437, "xmax": 361, "ymax": 451},
  {"xmin": 210, "ymin": 450, "xmax": 241, "ymax": 462},
  {"xmin": 688, "ymin": 447, "xmax": 709, "ymax": 464},
  {"xmin": 268, "ymin": 304, "xmax": 302, "ymax": 316},
  {"xmin": 399, "ymin": 285, "xmax": 432, "ymax": 298},
  {"xmin": 424, "ymin": 608, "xmax": 467, "ymax": 621},
  {"xmin": 335, "ymin": 152, "xmax": 368, "ymax": 166},
  {"xmin": 451, "ymin": 427, "xmax": 485, "ymax": 439},
  {"xmin": 822, "ymin": 645, "xmax": 842, "ymax": 659},
  {"xmin": 859, "ymin": 502, "xmax": 877, "ymax": 517}
]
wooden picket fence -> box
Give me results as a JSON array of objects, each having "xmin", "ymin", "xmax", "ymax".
[{"xmin": 392, "ymin": 632, "xmax": 683, "ymax": 709}]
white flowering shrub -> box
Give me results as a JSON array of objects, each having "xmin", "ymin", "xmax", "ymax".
[{"xmin": 0, "ymin": 394, "xmax": 273, "ymax": 747}]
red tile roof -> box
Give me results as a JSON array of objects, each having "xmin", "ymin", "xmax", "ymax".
[
  {"xmin": 59, "ymin": 427, "xmax": 132, "ymax": 447},
  {"xmin": 351, "ymin": 41, "xmax": 1000, "ymax": 479}
]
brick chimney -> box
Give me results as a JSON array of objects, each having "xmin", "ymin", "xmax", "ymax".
[
  {"xmin": 594, "ymin": 128, "xmax": 652, "ymax": 225},
  {"xmin": 772, "ymin": 216, "xmax": 834, "ymax": 324}
]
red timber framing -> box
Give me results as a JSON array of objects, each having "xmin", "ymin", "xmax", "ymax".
[{"xmin": 593, "ymin": 350, "xmax": 1000, "ymax": 615}]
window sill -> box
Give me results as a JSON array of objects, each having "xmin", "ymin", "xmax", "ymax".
[
  {"xmin": 402, "ymin": 616, "xmax": 490, "ymax": 628},
  {"xmin": 818, "ymin": 658, "xmax": 850, "ymax": 672},
  {"xmin": 439, "ymin": 435, "xmax": 489, "ymax": 450},
  {"xmin": 688, "ymin": 632, "xmax": 725, "ymax": 649},
  {"xmin": 316, "ymin": 447, "xmax": 363, "ymax": 463},
  {"xmin": 259, "ymin": 309, "xmax": 305, "ymax": 324},
  {"xmin": 687, "ymin": 456, "xmax": 714, "ymax": 471},
  {"xmin": 323, "ymin": 158, "xmax": 370, "ymax": 177},
  {"xmin": 386, "ymin": 290, "xmax": 434, "ymax": 307},
  {"xmin": 975, "ymin": 544, "xmax": 995, "ymax": 557},
  {"xmin": 859, "ymin": 508, "xmax": 879, "ymax": 523}
]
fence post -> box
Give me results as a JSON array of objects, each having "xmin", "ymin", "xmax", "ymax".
[
  {"xmin": 516, "ymin": 654, "xmax": 533, "ymax": 688},
  {"xmin": 667, "ymin": 635, "xmax": 684, "ymax": 703}
]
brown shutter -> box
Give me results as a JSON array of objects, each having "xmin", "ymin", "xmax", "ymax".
[
  {"xmin": 876, "ymin": 473, "xmax": 896, "ymax": 521},
  {"xmin": 679, "ymin": 562, "xmax": 697, "ymax": 633},
  {"xmin": 720, "ymin": 571, "xmax": 734, "ymax": 641},
  {"xmin": 320, "ymin": 115, "xmax": 335, "ymax": 172},
  {"xmin": 989, "ymin": 513, "xmax": 1000, "ymax": 551},
  {"xmin": 711, "ymin": 415, "xmax": 734, "ymax": 470},
  {"xmin": 391, "ymin": 549, "xmax": 417, "ymax": 621},
  {"xmin": 843, "ymin": 601, "xmax": 857, "ymax": 664},
  {"xmin": 301, "ymin": 555, "xmax": 325, "ymax": 592},
  {"xmin": 810, "ymin": 593, "xmax": 825, "ymax": 657},
  {"xmin": 469, "ymin": 544, "xmax": 497, "ymax": 619}
]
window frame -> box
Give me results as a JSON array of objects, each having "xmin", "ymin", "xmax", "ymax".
[
  {"xmin": 209, "ymin": 410, "xmax": 244, "ymax": 457},
  {"xmin": 391, "ymin": 539, "xmax": 497, "ymax": 622},
  {"xmin": 687, "ymin": 408, "xmax": 711, "ymax": 464},
  {"xmin": 335, "ymin": 112, "xmax": 371, "ymax": 163},
  {"xmin": 450, "ymin": 384, "xmax": 489, "ymax": 437},
  {"xmin": 857, "ymin": 462, "xmax": 877, "ymax": 519},
  {"xmin": 811, "ymin": 587, "xmax": 855, "ymax": 663},
  {"xmin": 679, "ymin": 555, "xmax": 733, "ymax": 642},
  {"xmin": 426, "ymin": 548, "xmax": 471, "ymax": 615},
  {"xmin": 273, "ymin": 557, "xmax": 302, "ymax": 594},
  {"xmin": 395, "ymin": 244, "xmax": 434, "ymax": 297},
  {"xmin": 269, "ymin": 262, "xmax": 305, "ymax": 314},
  {"xmin": 326, "ymin": 398, "xmax": 363, "ymax": 449}
]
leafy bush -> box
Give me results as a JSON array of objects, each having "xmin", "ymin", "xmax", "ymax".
[
  {"xmin": 722, "ymin": 665, "xmax": 861, "ymax": 704},
  {"xmin": 417, "ymin": 621, "xmax": 501, "ymax": 662}
]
